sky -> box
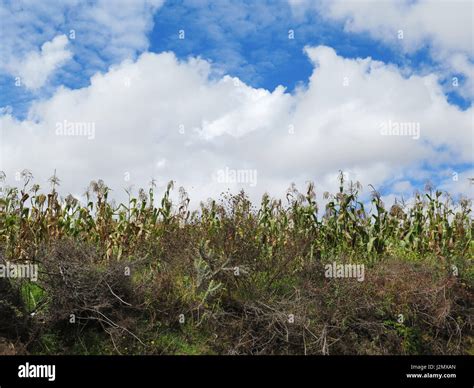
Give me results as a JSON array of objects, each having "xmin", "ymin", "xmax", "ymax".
[{"xmin": 0, "ymin": 0, "xmax": 473, "ymax": 207}]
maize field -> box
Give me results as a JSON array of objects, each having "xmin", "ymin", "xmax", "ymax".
[{"xmin": 0, "ymin": 170, "xmax": 472, "ymax": 355}]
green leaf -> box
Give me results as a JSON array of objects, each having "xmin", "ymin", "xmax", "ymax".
[{"xmin": 367, "ymin": 237, "xmax": 377, "ymax": 253}]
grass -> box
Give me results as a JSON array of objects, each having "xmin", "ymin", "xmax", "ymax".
[{"xmin": 0, "ymin": 170, "xmax": 472, "ymax": 355}]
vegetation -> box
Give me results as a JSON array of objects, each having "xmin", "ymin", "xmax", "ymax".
[{"xmin": 0, "ymin": 170, "xmax": 472, "ymax": 355}]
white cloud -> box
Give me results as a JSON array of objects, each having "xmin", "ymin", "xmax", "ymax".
[
  {"xmin": 9, "ymin": 35, "xmax": 72, "ymax": 90},
  {"xmin": 392, "ymin": 180, "xmax": 414, "ymax": 194},
  {"xmin": 439, "ymin": 169, "xmax": 474, "ymax": 199},
  {"xmin": 71, "ymin": 0, "xmax": 164, "ymax": 64},
  {"xmin": 290, "ymin": 0, "xmax": 474, "ymax": 99},
  {"xmin": 0, "ymin": 0, "xmax": 164, "ymax": 88},
  {"xmin": 0, "ymin": 46, "xmax": 472, "ymax": 206}
]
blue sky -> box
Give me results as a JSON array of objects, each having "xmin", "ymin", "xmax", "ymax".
[
  {"xmin": 150, "ymin": 0, "xmax": 412, "ymax": 91},
  {"xmin": 0, "ymin": 0, "xmax": 472, "ymax": 204},
  {"xmin": 2, "ymin": 0, "xmax": 471, "ymax": 117}
]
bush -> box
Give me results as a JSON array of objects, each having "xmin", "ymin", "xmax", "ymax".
[{"xmin": 0, "ymin": 172, "xmax": 472, "ymax": 354}]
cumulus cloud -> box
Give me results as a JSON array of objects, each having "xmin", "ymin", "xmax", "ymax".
[
  {"xmin": 0, "ymin": 0, "xmax": 164, "ymax": 88},
  {"xmin": 289, "ymin": 0, "xmax": 474, "ymax": 99},
  {"xmin": 8, "ymin": 35, "xmax": 72, "ymax": 90},
  {"xmin": 0, "ymin": 46, "xmax": 471, "ymax": 206}
]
